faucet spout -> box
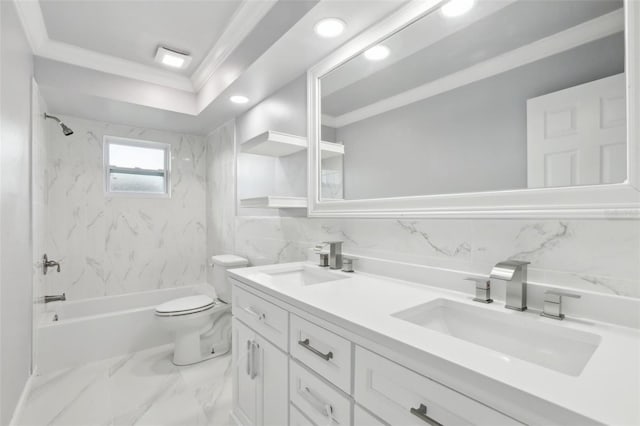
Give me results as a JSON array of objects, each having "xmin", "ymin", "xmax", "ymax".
[
  {"xmin": 44, "ymin": 293, "xmax": 66, "ymax": 303},
  {"xmin": 490, "ymin": 260, "xmax": 530, "ymax": 311},
  {"xmin": 321, "ymin": 241, "xmax": 343, "ymax": 270}
]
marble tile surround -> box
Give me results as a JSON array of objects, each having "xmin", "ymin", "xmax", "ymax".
[
  {"xmin": 15, "ymin": 345, "xmax": 233, "ymax": 426},
  {"xmin": 46, "ymin": 116, "xmax": 207, "ymax": 300}
]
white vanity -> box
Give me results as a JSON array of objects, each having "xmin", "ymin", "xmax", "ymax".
[{"xmin": 228, "ymin": 260, "xmax": 640, "ymax": 426}]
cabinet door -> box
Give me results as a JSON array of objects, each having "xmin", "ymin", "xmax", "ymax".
[
  {"xmin": 233, "ymin": 318, "xmax": 258, "ymax": 426},
  {"xmin": 255, "ymin": 332, "xmax": 289, "ymax": 426}
]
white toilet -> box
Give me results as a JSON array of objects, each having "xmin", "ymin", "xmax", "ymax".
[{"xmin": 155, "ymin": 254, "xmax": 248, "ymax": 365}]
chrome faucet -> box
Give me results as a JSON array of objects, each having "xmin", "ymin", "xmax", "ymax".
[
  {"xmin": 466, "ymin": 277, "xmax": 493, "ymax": 303},
  {"xmin": 320, "ymin": 241, "xmax": 343, "ymax": 270},
  {"xmin": 44, "ymin": 293, "xmax": 66, "ymax": 303},
  {"xmin": 490, "ymin": 260, "xmax": 530, "ymax": 311},
  {"xmin": 43, "ymin": 254, "xmax": 61, "ymax": 275},
  {"xmin": 541, "ymin": 290, "xmax": 581, "ymax": 320}
]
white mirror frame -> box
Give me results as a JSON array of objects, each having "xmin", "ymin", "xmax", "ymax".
[{"xmin": 308, "ymin": 0, "xmax": 640, "ymax": 219}]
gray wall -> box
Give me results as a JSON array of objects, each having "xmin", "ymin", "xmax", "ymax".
[
  {"xmin": 236, "ymin": 75, "xmax": 308, "ymax": 217},
  {"xmin": 335, "ymin": 34, "xmax": 624, "ymax": 199},
  {"xmin": 0, "ymin": 2, "xmax": 34, "ymax": 423}
]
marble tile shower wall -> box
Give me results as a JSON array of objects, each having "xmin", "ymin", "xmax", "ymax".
[{"xmin": 46, "ymin": 116, "xmax": 207, "ymax": 300}]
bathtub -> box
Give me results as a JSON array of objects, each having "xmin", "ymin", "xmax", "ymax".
[{"xmin": 37, "ymin": 286, "xmax": 206, "ymax": 374}]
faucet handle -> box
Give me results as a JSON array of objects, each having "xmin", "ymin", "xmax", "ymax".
[
  {"xmin": 466, "ymin": 277, "xmax": 492, "ymax": 304},
  {"xmin": 465, "ymin": 277, "xmax": 489, "ymax": 288},
  {"xmin": 541, "ymin": 290, "xmax": 581, "ymax": 320}
]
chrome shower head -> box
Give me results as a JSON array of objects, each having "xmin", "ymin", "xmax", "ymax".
[{"xmin": 44, "ymin": 113, "xmax": 74, "ymax": 136}]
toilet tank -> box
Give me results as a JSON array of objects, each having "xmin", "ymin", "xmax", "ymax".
[{"xmin": 211, "ymin": 255, "xmax": 249, "ymax": 303}]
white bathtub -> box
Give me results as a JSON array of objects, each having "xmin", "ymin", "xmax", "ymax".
[{"xmin": 37, "ymin": 286, "xmax": 204, "ymax": 374}]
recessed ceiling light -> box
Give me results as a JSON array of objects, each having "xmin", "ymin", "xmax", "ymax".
[
  {"xmin": 230, "ymin": 95, "xmax": 249, "ymax": 104},
  {"xmin": 314, "ymin": 18, "xmax": 346, "ymax": 38},
  {"xmin": 441, "ymin": 0, "xmax": 475, "ymax": 17},
  {"xmin": 364, "ymin": 45, "xmax": 390, "ymax": 61},
  {"xmin": 155, "ymin": 46, "xmax": 192, "ymax": 69}
]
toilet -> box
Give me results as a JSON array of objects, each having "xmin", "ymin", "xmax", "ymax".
[{"xmin": 155, "ymin": 254, "xmax": 248, "ymax": 365}]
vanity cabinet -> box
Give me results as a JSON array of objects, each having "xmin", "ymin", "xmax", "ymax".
[
  {"xmin": 231, "ymin": 279, "xmax": 523, "ymax": 426},
  {"xmin": 232, "ymin": 318, "xmax": 289, "ymax": 426},
  {"xmin": 355, "ymin": 346, "xmax": 519, "ymax": 426}
]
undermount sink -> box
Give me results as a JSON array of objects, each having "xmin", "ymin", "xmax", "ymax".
[
  {"xmin": 259, "ymin": 264, "xmax": 350, "ymax": 287},
  {"xmin": 392, "ymin": 299, "xmax": 601, "ymax": 376}
]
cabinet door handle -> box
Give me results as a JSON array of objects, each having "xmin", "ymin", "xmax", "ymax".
[
  {"xmin": 298, "ymin": 338, "xmax": 333, "ymax": 361},
  {"xmin": 302, "ymin": 386, "xmax": 333, "ymax": 419},
  {"xmin": 246, "ymin": 340, "xmax": 252, "ymax": 376},
  {"xmin": 244, "ymin": 306, "xmax": 266, "ymax": 321},
  {"xmin": 410, "ymin": 404, "xmax": 442, "ymax": 426},
  {"xmin": 250, "ymin": 341, "xmax": 259, "ymax": 379}
]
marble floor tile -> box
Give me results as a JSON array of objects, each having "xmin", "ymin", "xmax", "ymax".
[{"xmin": 15, "ymin": 345, "xmax": 233, "ymax": 426}]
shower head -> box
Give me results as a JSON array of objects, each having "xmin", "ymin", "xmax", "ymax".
[{"xmin": 44, "ymin": 113, "xmax": 74, "ymax": 136}]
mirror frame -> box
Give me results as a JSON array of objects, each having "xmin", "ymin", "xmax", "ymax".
[{"xmin": 307, "ymin": 0, "xmax": 640, "ymax": 219}]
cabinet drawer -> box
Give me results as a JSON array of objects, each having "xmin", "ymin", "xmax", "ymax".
[
  {"xmin": 355, "ymin": 347, "xmax": 521, "ymax": 426},
  {"xmin": 233, "ymin": 284, "xmax": 288, "ymax": 350},
  {"xmin": 355, "ymin": 405, "xmax": 387, "ymax": 426},
  {"xmin": 290, "ymin": 403, "xmax": 316, "ymax": 426},
  {"xmin": 290, "ymin": 314, "xmax": 352, "ymax": 393},
  {"xmin": 290, "ymin": 360, "xmax": 351, "ymax": 426}
]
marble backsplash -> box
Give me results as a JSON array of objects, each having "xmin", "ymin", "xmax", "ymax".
[
  {"xmin": 231, "ymin": 216, "xmax": 639, "ymax": 298},
  {"xmin": 46, "ymin": 115, "xmax": 207, "ymax": 300}
]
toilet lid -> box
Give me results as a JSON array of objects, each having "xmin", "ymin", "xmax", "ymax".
[{"xmin": 155, "ymin": 295, "xmax": 216, "ymax": 315}]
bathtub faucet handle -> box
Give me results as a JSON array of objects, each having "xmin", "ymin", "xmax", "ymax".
[{"xmin": 43, "ymin": 254, "xmax": 61, "ymax": 275}]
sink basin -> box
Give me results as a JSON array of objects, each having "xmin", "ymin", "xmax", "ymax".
[
  {"xmin": 259, "ymin": 264, "xmax": 350, "ymax": 287},
  {"xmin": 392, "ymin": 299, "xmax": 601, "ymax": 376}
]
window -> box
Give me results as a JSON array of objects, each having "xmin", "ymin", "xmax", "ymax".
[{"xmin": 104, "ymin": 136, "xmax": 170, "ymax": 196}]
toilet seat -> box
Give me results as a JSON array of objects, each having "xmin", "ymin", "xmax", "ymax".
[{"xmin": 155, "ymin": 295, "xmax": 219, "ymax": 317}]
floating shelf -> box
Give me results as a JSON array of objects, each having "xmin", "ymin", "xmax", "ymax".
[
  {"xmin": 240, "ymin": 130, "xmax": 344, "ymax": 159},
  {"xmin": 320, "ymin": 141, "xmax": 344, "ymax": 159},
  {"xmin": 240, "ymin": 196, "xmax": 308, "ymax": 209},
  {"xmin": 241, "ymin": 131, "xmax": 307, "ymax": 157}
]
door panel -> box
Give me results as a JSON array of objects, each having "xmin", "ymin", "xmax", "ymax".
[{"xmin": 527, "ymin": 73, "xmax": 626, "ymax": 188}]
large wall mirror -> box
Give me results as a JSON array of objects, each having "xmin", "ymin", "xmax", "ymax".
[{"xmin": 308, "ymin": 0, "xmax": 640, "ymax": 218}]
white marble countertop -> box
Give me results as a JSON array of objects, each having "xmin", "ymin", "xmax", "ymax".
[{"xmin": 229, "ymin": 262, "xmax": 640, "ymax": 426}]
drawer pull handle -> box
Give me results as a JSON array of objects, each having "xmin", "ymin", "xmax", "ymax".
[
  {"xmin": 298, "ymin": 338, "xmax": 333, "ymax": 361},
  {"xmin": 302, "ymin": 386, "xmax": 334, "ymax": 419},
  {"xmin": 244, "ymin": 306, "xmax": 266, "ymax": 321},
  {"xmin": 250, "ymin": 341, "xmax": 259, "ymax": 379},
  {"xmin": 410, "ymin": 404, "xmax": 442, "ymax": 426},
  {"xmin": 246, "ymin": 340, "xmax": 252, "ymax": 376}
]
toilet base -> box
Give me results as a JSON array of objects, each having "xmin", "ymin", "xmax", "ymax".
[{"xmin": 169, "ymin": 309, "xmax": 232, "ymax": 366}]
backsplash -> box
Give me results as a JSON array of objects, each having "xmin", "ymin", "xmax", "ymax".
[{"xmin": 46, "ymin": 115, "xmax": 207, "ymax": 300}]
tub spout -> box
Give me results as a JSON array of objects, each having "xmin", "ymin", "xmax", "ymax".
[{"xmin": 45, "ymin": 293, "xmax": 66, "ymax": 303}]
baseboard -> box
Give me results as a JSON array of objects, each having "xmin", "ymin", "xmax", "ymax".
[{"xmin": 8, "ymin": 372, "xmax": 35, "ymax": 426}]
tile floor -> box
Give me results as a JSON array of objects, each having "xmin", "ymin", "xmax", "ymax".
[{"xmin": 15, "ymin": 345, "xmax": 233, "ymax": 426}]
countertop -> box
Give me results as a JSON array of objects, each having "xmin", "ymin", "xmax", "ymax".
[{"xmin": 229, "ymin": 262, "xmax": 640, "ymax": 426}]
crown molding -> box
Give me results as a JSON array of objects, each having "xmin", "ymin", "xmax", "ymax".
[
  {"xmin": 190, "ymin": 0, "xmax": 277, "ymax": 91},
  {"xmin": 327, "ymin": 8, "xmax": 624, "ymax": 128},
  {"xmin": 14, "ymin": 0, "xmax": 195, "ymax": 92}
]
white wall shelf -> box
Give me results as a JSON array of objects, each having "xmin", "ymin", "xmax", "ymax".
[
  {"xmin": 320, "ymin": 141, "xmax": 344, "ymax": 159},
  {"xmin": 241, "ymin": 131, "xmax": 307, "ymax": 157},
  {"xmin": 240, "ymin": 130, "xmax": 344, "ymax": 159},
  {"xmin": 240, "ymin": 196, "xmax": 308, "ymax": 209}
]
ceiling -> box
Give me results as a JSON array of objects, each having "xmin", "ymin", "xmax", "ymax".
[
  {"xmin": 39, "ymin": 0, "xmax": 241, "ymax": 75},
  {"xmin": 322, "ymin": 0, "xmax": 624, "ymax": 119},
  {"xmin": 15, "ymin": 0, "xmax": 407, "ymax": 135}
]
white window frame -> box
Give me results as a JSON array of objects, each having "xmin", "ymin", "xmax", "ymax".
[{"xmin": 103, "ymin": 136, "xmax": 171, "ymax": 198}]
